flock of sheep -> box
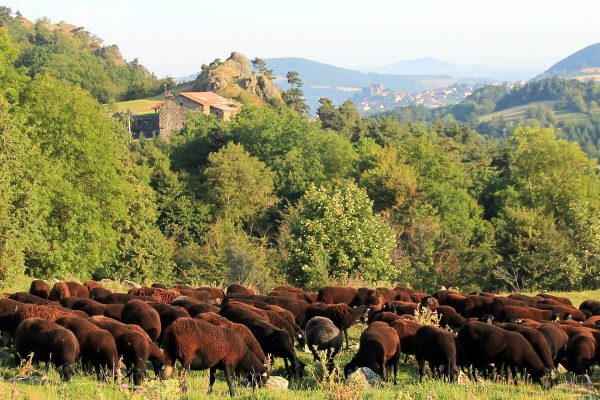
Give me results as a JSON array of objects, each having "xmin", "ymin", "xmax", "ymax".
[{"xmin": 1, "ymin": 280, "xmax": 599, "ymax": 396}]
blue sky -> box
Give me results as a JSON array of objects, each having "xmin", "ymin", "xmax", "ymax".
[{"xmin": 4, "ymin": 0, "xmax": 600, "ymax": 78}]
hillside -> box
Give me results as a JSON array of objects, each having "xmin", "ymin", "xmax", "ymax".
[
  {"xmin": 541, "ymin": 42, "xmax": 600, "ymax": 80},
  {"xmin": 383, "ymin": 77, "xmax": 600, "ymax": 159},
  {"xmin": 0, "ymin": 8, "xmax": 172, "ymax": 103},
  {"xmin": 373, "ymin": 57, "xmax": 539, "ymax": 81}
]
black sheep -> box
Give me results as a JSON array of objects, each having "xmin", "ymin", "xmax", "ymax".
[{"xmin": 414, "ymin": 325, "xmax": 459, "ymax": 382}]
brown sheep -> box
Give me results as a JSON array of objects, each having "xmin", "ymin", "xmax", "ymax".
[
  {"xmin": 497, "ymin": 305, "xmax": 558, "ymax": 323},
  {"xmin": 434, "ymin": 305, "xmax": 466, "ymax": 329},
  {"xmin": 71, "ymin": 298, "xmax": 107, "ymax": 316},
  {"xmin": 536, "ymin": 293, "xmax": 572, "ymax": 306},
  {"xmin": 11, "ymin": 303, "xmax": 81, "ymax": 336},
  {"xmin": 0, "ymin": 298, "xmax": 22, "ymax": 340},
  {"xmin": 90, "ymin": 287, "xmax": 112, "ymax": 301},
  {"xmin": 317, "ymin": 286, "xmax": 377, "ymax": 307},
  {"xmin": 104, "ymin": 303, "xmax": 124, "ymax": 320},
  {"xmin": 89, "ymin": 316, "xmax": 152, "ymax": 385},
  {"xmin": 48, "ymin": 282, "xmax": 70, "ymax": 301},
  {"xmin": 83, "ymin": 280, "xmax": 103, "ymax": 291},
  {"xmin": 369, "ymin": 311, "xmax": 402, "ymax": 325},
  {"xmin": 15, "ymin": 318, "xmax": 80, "ymax": 381},
  {"xmin": 457, "ymin": 321, "xmax": 552, "ymax": 387},
  {"xmin": 129, "ymin": 287, "xmax": 181, "ymax": 303},
  {"xmin": 55, "ymin": 316, "xmax": 119, "ymax": 379},
  {"xmin": 160, "ymin": 318, "xmax": 267, "ymax": 396},
  {"xmin": 343, "ymin": 322, "xmax": 400, "ymax": 383},
  {"xmin": 9, "ymin": 291, "xmax": 53, "ymax": 305},
  {"xmin": 29, "ymin": 280, "xmax": 50, "ymax": 299},
  {"xmin": 226, "ymin": 284, "xmax": 255, "ymax": 296},
  {"xmin": 388, "ymin": 318, "xmax": 422, "ymax": 359},
  {"xmin": 147, "ymin": 301, "xmax": 190, "ymax": 342},
  {"xmin": 60, "ymin": 296, "xmax": 80, "ymax": 309},
  {"xmin": 219, "ymin": 303, "xmax": 304, "ymax": 378},
  {"xmin": 196, "ymin": 312, "xmax": 267, "ymax": 365},
  {"xmin": 196, "ymin": 287, "xmax": 225, "ymax": 302},
  {"xmin": 121, "ymin": 299, "xmax": 162, "ymax": 342},
  {"xmin": 415, "ymin": 325, "xmax": 459, "ymax": 382},
  {"xmin": 580, "ymin": 300, "xmax": 600, "ymax": 316}
]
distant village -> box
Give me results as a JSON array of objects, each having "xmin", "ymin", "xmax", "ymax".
[{"xmin": 354, "ymin": 81, "xmax": 526, "ymax": 114}]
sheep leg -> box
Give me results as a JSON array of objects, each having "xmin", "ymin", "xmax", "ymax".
[
  {"xmin": 393, "ymin": 360, "xmax": 398, "ymax": 385},
  {"xmin": 283, "ymin": 357, "xmax": 290, "ymax": 377},
  {"xmin": 344, "ymin": 329, "xmax": 350, "ymax": 349},
  {"xmin": 208, "ymin": 367, "xmax": 216, "ymax": 394},
  {"xmin": 404, "ymin": 354, "xmax": 409, "ymax": 363},
  {"xmin": 179, "ymin": 364, "xmax": 189, "ymax": 393},
  {"xmin": 224, "ymin": 364, "xmax": 236, "ymax": 397},
  {"xmin": 418, "ymin": 358, "xmax": 425, "ymax": 382},
  {"xmin": 309, "ymin": 343, "xmax": 319, "ymax": 362}
]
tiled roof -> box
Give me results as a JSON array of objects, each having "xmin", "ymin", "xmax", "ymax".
[{"xmin": 178, "ymin": 92, "xmax": 231, "ymax": 106}]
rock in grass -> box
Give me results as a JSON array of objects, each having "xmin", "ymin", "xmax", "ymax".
[
  {"xmin": 121, "ymin": 280, "xmax": 141, "ymax": 288},
  {"xmin": 346, "ymin": 367, "xmax": 382, "ymax": 387},
  {"xmin": 265, "ymin": 375, "xmax": 288, "ymax": 390}
]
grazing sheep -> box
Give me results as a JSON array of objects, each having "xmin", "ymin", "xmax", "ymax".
[
  {"xmin": 89, "ymin": 316, "xmax": 152, "ymax": 385},
  {"xmin": 220, "ymin": 303, "xmax": 304, "ymax": 379},
  {"xmin": 147, "ymin": 301, "xmax": 190, "ymax": 342},
  {"xmin": 305, "ymin": 316, "xmax": 342, "ymax": 371},
  {"xmin": 414, "ymin": 325, "xmax": 459, "ymax": 382},
  {"xmin": 579, "ymin": 300, "xmax": 600, "ymax": 316},
  {"xmin": 121, "ymin": 299, "xmax": 162, "ymax": 342},
  {"xmin": 29, "ymin": 280, "xmax": 50, "ymax": 299},
  {"xmin": 11, "ymin": 303, "xmax": 81, "ymax": 336},
  {"xmin": 160, "ymin": 318, "xmax": 267, "ymax": 396},
  {"xmin": 9, "ymin": 292, "xmax": 52, "ymax": 305},
  {"xmin": 226, "ymin": 284, "xmax": 255, "ymax": 296},
  {"xmin": 457, "ymin": 321, "xmax": 551, "ymax": 388},
  {"xmin": 71, "ymin": 298, "xmax": 107, "ymax": 316},
  {"xmin": 129, "ymin": 287, "xmax": 181, "ymax": 303},
  {"xmin": 343, "ymin": 322, "xmax": 400, "ymax": 383},
  {"xmin": 317, "ymin": 286, "xmax": 377, "ymax": 307},
  {"xmin": 14, "ymin": 318, "xmax": 80, "ymax": 381},
  {"xmin": 55, "ymin": 316, "xmax": 119, "ymax": 379},
  {"xmin": 196, "ymin": 312, "xmax": 267, "ymax": 365}
]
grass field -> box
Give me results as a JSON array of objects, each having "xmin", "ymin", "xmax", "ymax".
[
  {"xmin": 112, "ymin": 81, "xmax": 196, "ymax": 115},
  {"xmin": 0, "ymin": 284, "xmax": 598, "ymax": 400},
  {"xmin": 479, "ymin": 101, "xmax": 589, "ymax": 124}
]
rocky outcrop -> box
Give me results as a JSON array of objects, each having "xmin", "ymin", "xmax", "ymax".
[{"xmin": 193, "ymin": 52, "xmax": 282, "ymax": 102}]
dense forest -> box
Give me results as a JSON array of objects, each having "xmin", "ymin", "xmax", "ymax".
[
  {"xmin": 0, "ymin": 13, "xmax": 599, "ymax": 294},
  {"xmin": 384, "ymin": 77, "xmax": 600, "ymax": 159}
]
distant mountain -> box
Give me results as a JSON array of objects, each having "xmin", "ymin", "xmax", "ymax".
[
  {"xmin": 264, "ymin": 57, "xmax": 464, "ymax": 113},
  {"xmin": 542, "ymin": 42, "xmax": 600, "ymax": 78},
  {"xmin": 373, "ymin": 57, "xmax": 539, "ymax": 81},
  {"xmin": 265, "ymin": 57, "xmax": 455, "ymax": 91}
]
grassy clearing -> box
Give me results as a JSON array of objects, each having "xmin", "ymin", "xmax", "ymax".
[
  {"xmin": 111, "ymin": 81, "xmax": 196, "ymax": 116},
  {"xmin": 479, "ymin": 101, "xmax": 557, "ymax": 122},
  {"xmin": 1, "ymin": 283, "xmax": 598, "ymax": 399},
  {"xmin": 111, "ymin": 99, "xmax": 160, "ymax": 115}
]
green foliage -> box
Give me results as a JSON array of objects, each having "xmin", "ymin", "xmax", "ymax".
[
  {"xmin": 282, "ymin": 182, "xmax": 396, "ymax": 289},
  {"xmin": 203, "ymin": 142, "xmax": 276, "ymax": 224},
  {"xmin": 283, "ymin": 70, "xmax": 309, "ymax": 115},
  {"xmin": 1, "ymin": 13, "xmax": 172, "ymax": 103}
]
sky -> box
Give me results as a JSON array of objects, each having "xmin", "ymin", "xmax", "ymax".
[{"xmin": 4, "ymin": 0, "xmax": 600, "ymax": 78}]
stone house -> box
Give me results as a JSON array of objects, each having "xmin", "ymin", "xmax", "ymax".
[{"xmin": 152, "ymin": 92, "xmax": 240, "ymax": 140}]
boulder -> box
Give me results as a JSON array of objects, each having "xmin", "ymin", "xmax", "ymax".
[
  {"xmin": 265, "ymin": 375, "xmax": 288, "ymax": 390},
  {"xmin": 346, "ymin": 367, "xmax": 382, "ymax": 387}
]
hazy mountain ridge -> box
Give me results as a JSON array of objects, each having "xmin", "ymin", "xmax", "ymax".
[{"xmin": 541, "ymin": 42, "xmax": 600, "ymax": 78}]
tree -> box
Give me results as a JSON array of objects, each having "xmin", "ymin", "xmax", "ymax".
[
  {"xmin": 317, "ymin": 98, "xmax": 342, "ymax": 131},
  {"xmin": 251, "ymin": 57, "xmax": 273, "ymax": 79},
  {"xmin": 282, "ymin": 70, "xmax": 309, "ymax": 115},
  {"xmin": 282, "ymin": 181, "xmax": 395, "ymax": 289},
  {"xmin": 203, "ymin": 142, "xmax": 276, "ymax": 226}
]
